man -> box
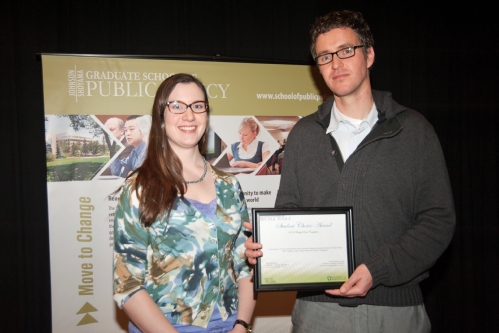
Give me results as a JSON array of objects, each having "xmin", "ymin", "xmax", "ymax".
[
  {"xmin": 110, "ymin": 115, "xmax": 147, "ymax": 177},
  {"xmin": 105, "ymin": 117, "xmax": 126, "ymax": 143},
  {"xmin": 101, "ymin": 117, "xmax": 134, "ymax": 176},
  {"xmin": 105, "ymin": 117, "xmax": 134, "ymax": 156},
  {"xmin": 245, "ymin": 10, "xmax": 455, "ymax": 332}
]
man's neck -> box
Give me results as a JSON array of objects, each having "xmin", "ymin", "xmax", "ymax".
[
  {"xmin": 132, "ymin": 141, "xmax": 144, "ymax": 149},
  {"xmin": 334, "ymin": 88, "xmax": 374, "ymax": 120}
]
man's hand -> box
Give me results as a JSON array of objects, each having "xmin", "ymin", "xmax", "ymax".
[
  {"xmin": 243, "ymin": 222, "xmax": 263, "ymax": 265},
  {"xmin": 326, "ymin": 264, "xmax": 373, "ymax": 297}
]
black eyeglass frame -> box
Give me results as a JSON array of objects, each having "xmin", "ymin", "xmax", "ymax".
[
  {"xmin": 314, "ymin": 45, "xmax": 365, "ymax": 66},
  {"xmin": 165, "ymin": 100, "xmax": 209, "ymax": 114}
]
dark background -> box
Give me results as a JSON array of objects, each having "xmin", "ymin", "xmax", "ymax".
[{"xmin": 3, "ymin": 1, "xmax": 498, "ymax": 332}]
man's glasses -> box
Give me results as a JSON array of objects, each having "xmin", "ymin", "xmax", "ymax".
[
  {"xmin": 166, "ymin": 101, "xmax": 209, "ymax": 114},
  {"xmin": 314, "ymin": 45, "xmax": 365, "ymax": 66}
]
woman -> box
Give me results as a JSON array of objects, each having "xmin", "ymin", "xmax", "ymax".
[
  {"xmin": 113, "ymin": 74, "xmax": 255, "ymax": 333},
  {"xmin": 227, "ymin": 117, "xmax": 270, "ymax": 168}
]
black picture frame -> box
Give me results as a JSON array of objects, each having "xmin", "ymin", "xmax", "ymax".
[{"xmin": 251, "ymin": 207, "xmax": 355, "ymax": 292}]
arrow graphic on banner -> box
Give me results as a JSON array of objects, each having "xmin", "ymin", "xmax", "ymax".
[{"xmin": 76, "ymin": 302, "xmax": 98, "ymax": 326}]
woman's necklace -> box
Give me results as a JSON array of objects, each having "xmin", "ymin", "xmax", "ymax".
[{"xmin": 185, "ymin": 157, "xmax": 208, "ymax": 184}]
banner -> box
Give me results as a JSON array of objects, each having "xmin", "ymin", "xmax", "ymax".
[{"xmin": 43, "ymin": 54, "xmax": 324, "ymax": 332}]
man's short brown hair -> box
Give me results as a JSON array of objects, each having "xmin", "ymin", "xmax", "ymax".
[{"xmin": 310, "ymin": 10, "xmax": 374, "ymax": 59}]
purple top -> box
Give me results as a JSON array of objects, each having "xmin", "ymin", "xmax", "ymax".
[{"xmin": 187, "ymin": 198, "xmax": 217, "ymax": 220}]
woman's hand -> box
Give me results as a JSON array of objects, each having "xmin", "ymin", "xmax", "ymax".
[
  {"xmin": 243, "ymin": 222, "xmax": 263, "ymax": 265},
  {"xmin": 233, "ymin": 277, "xmax": 256, "ymax": 333},
  {"xmin": 229, "ymin": 324, "xmax": 249, "ymax": 333},
  {"xmin": 232, "ymin": 161, "xmax": 264, "ymax": 169},
  {"xmin": 232, "ymin": 161, "xmax": 253, "ymax": 168}
]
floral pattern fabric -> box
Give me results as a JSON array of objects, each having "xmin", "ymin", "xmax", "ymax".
[{"xmin": 113, "ymin": 166, "xmax": 251, "ymax": 328}]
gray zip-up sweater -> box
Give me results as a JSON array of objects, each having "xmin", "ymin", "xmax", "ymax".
[{"xmin": 276, "ymin": 90, "xmax": 455, "ymax": 307}]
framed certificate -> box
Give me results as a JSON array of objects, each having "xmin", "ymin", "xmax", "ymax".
[{"xmin": 251, "ymin": 207, "xmax": 355, "ymax": 292}]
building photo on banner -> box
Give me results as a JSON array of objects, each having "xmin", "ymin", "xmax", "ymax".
[{"xmin": 42, "ymin": 54, "xmax": 325, "ymax": 332}]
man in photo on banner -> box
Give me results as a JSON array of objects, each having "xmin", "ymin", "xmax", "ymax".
[
  {"xmin": 111, "ymin": 115, "xmax": 149, "ymax": 178},
  {"xmin": 105, "ymin": 117, "xmax": 128, "ymax": 147},
  {"xmin": 244, "ymin": 10, "xmax": 455, "ymax": 333},
  {"xmin": 102, "ymin": 117, "xmax": 134, "ymax": 176}
]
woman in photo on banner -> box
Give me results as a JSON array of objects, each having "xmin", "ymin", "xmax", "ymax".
[
  {"xmin": 113, "ymin": 73, "xmax": 256, "ymax": 333},
  {"xmin": 227, "ymin": 117, "xmax": 270, "ymax": 168}
]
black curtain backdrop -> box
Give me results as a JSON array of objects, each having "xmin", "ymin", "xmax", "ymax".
[{"xmin": 3, "ymin": 1, "xmax": 498, "ymax": 332}]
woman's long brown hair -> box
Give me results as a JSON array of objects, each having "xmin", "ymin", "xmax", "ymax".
[{"xmin": 128, "ymin": 74, "xmax": 209, "ymax": 226}]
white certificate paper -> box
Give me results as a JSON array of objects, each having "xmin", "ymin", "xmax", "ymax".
[{"xmin": 252, "ymin": 208, "xmax": 354, "ymax": 291}]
